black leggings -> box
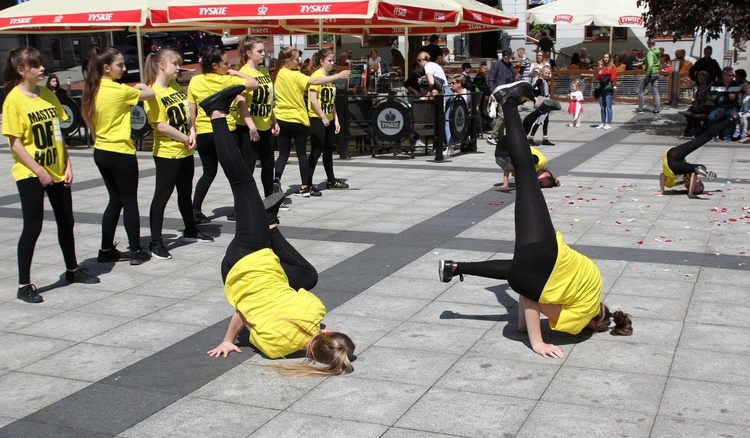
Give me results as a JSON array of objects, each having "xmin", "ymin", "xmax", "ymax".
[
  {"xmin": 94, "ymin": 149, "xmax": 142, "ymax": 251},
  {"xmin": 192, "ymin": 132, "xmax": 218, "ymax": 212},
  {"xmin": 528, "ymin": 111, "xmax": 549, "ymax": 137},
  {"xmin": 213, "ymin": 118, "xmax": 317, "ymax": 290},
  {"xmin": 275, "ymin": 120, "xmax": 310, "ymax": 185},
  {"xmin": 308, "ymin": 118, "xmax": 336, "ymax": 185},
  {"xmin": 150, "ymin": 156, "xmax": 198, "ymax": 243},
  {"xmin": 667, "ymin": 118, "xmax": 734, "ymax": 175},
  {"xmin": 17, "ymin": 179, "xmax": 78, "ymax": 284},
  {"xmin": 457, "ymin": 101, "xmax": 557, "ymax": 302},
  {"xmin": 236, "ymin": 125, "xmax": 275, "ymax": 197}
]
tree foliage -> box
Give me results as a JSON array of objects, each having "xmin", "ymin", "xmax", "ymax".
[{"xmin": 638, "ymin": 0, "xmax": 750, "ymax": 42}]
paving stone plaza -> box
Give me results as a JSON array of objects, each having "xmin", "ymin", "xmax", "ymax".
[{"xmin": 1, "ymin": 103, "xmax": 749, "ymax": 437}]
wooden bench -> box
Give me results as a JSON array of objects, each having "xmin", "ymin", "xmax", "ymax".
[{"xmin": 678, "ymin": 110, "xmax": 708, "ymax": 137}]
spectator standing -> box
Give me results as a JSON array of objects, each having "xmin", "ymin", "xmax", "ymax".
[
  {"xmin": 473, "ymin": 62, "xmax": 489, "ymax": 92},
  {"xmin": 516, "ymin": 48, "xmax": 531, "ymax": 82},
  {"xmin": 674, "ymin": 49, "xmax": 693, "ymax": 76},
  {"xmin": 460, "ymin": 62, "xmax": 474, "ymax": 90},
  {"xmin": 578, "ymin": 47, "xmax": 592, "ymax": 69},
  {"xmin": 420, "ymin": 34, "xmax": 444, "ymax": 66},
  {"xmin": 689, "ymin": 46, "xmax": 722, "ymax": 83},
  {"xmin": 527, "ymin": 66, "xmax": 555, "ymax": 146},
  {"xmin": 595, "ymin": 53, "xmax": 616, "ymax": 130},
  {"xmin": 536, "ymin": 32, "xmax": 555, "ymax": 60},
  {"xmin": 486, "ymin": 49, "xmax": 515, "ymax": 145},
  {"xmin": 635, "ymin": 39, "xmax": 662, "ymax": 114}
]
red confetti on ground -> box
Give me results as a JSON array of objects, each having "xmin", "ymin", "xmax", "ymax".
[
  {"xmin": 711, "ymin": 207, "xmax": 719, "ymax": 211},
  {"xmin": 488, "ymin": 202, "xmax": 493, "ymax": 205},
  {"xmin": 740, "ymin": 251, "xmax": 747, "ymax": 255},
  {"xmin": 637, "ymin": 240, "xmax": 644, "ymax": 244},
  {"xmin": 729, "ymin": 218, "xmax": 738, "ymax": 222},
  {"xmin": 591, "ymin": 198, "xmax": 597, "ymax": 200},
  {"xmin": 625, "ymin": 229, "xmax": 630, "ymax": 232},
  {"xmin": 569, "ymin": 202, "xmax": 574, "ymax": 204},
  {"xmin": 665, "ymin": 239, "xmax": 672, "ymax": 242},
  {"xmin": 615, "ymin": 221, "xmax": 622, "ymax": 225}
]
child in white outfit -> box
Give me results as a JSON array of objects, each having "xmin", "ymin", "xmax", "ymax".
[{"xmin": 567, "ymin": 80, "xmax": 584, "ymax": 127}]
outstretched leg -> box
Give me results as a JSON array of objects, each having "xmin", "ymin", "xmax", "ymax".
[{"xmin": 667, "ymin": 118, "xmax": 735, "ymax": 174}]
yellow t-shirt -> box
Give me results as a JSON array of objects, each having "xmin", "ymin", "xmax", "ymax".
[
  {"xmin": 662, "ymin": 147, "xmax": 687, "ymax": 188},
  {"xmin": 93, "ymin": 78, "xmax": 141, "ymax": 155},
  {"xmin": 2, "ymin": 86, "xmax": 68, "ymax": 182},
  {"xmin": 236, "ymin": 65, "xmax": 274, "ymax": 131},
  {"xmin": 539, "ymin": 232, "xmax": 602, "ymax": 335},
  {"xmin": 187, "ymin": 73, "xmax": 246, "ymax": 134},
  {"xmin": 224, "ymin": 248, "xmax": 326, "ymax": 359},
  {"xmin": 307, "ymin": 69, "xmax": 336, "ymax": 122},
  {"xmin": 144, "ymin": 81, "xmax": 194, "ymax": 159},
  {"xmin": 274, "ymin": 68, "xmax": 310, "ymax": 126},
  {"xmin": 511, "ymin": 146, "xmax": 547, "ymax": 177}
]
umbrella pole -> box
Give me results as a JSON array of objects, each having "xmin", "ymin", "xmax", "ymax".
[
  {"xmin": 319, "ymin": 20, "xmax": 323, "ymax": 50},
  {"xmin": 404, "ymin": 28, "xmax": 409, "ymax": 67},
  {"xmin": 136, "ymin": 26, "xmax": 145, "ymax": 83},
  {"xmin": 608, "ymin": 26, "xmax": 613, "ymax": 54}
]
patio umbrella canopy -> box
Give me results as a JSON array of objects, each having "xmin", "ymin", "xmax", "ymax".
[{"xmin": 526, "ymin": 0, "xmax": 646, "ymax": 53}]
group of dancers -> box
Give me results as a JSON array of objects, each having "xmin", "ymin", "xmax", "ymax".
[{"xmin": 14, "ymin": 38, "xmax": 739, "ymax": 372}]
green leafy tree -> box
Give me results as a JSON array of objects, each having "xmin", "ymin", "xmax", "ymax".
[{"xmin": 638, "ymin": 0, "xmax": 750, "ymax": 42}]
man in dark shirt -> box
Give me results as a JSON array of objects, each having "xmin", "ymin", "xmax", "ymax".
[
  {"xmin": 420, "ymin": 34, "xmax": 444, "ymax": 66},
  {"xmin": 536, "ymin": 32, "xmax": 555, "ymax": 60},
  {"xmin": 689, "ymin": 46, "xmax": 722, "ymax": 83},
  {"xmin": 486, "ymin": 49, "xmax": 515, "ymax": 144}
]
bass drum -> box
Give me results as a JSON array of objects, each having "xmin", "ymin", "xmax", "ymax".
[
  {"xmin": 58, "ymin": 95, "xmax": 82, "ymax": 137},
  {"xmin": 130, "ymin": 102, "xmax": 152, "ymax": 138},
  {"xmin": 368, "ymin": 99, "xmax": 413, "ymax": 143},
  {"xmin": 449, "ymin": 97, "xmax": 470, "ymax": 143}
]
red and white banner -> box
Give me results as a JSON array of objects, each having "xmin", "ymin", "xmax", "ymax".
[
  {"xmin": 167, "ymin": 1, "xmax": 375, "ymax": 22},
  {"xmin": 0, "ymin": 10, "xmax": 145, "ymax": 30}
]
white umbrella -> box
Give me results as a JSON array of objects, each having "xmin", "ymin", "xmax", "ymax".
[{"xmin": 526, "ymin": 0, "xmax": 647, "ymax": 54}]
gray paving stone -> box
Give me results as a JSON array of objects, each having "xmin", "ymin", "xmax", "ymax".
[
  {"xmin": 352, "ymin": 345, "xmax": 461, "ymax": 386},
  {"xmin": 517, "ymin": 401, "xmax": 654, "ymax": 437},
  {"xmin": 685, "ymin": 300, "xmax": 750, "ymax": 328},
  {"xmin": 141, "ymin": 300, "xmax": 231, "ymax": 327},
  {"xmin": 408, "ymin": 301, "xmax": 508, "ymax": 329},
  {"xmin": 289, "ymin": 376, "xmax": 427, "ymax": 425},
  {"xmin": 250, "ymin": 411, "xmax": 387, "ymax": 438},
  {"xmin": 563, "ymin": 338, "xmax": 674, "ymax": 376},
  {"xmin": 435, "ymin": 354, "xmax": 558, "ymax": 399},
  {"xmin": 0, "ymin": 420, "xmax": 112, "ymax": 438},
  {"xmin": 21, "ymin": 311, "xmax": 131, "ymax": 342},
  {"xmin": 86, "ymin": 319, "xmax": 203, "ymax": 352},
  {"xmin": 651, "ymin": 415, "xmax": 750, "ymax": 438},
  {"xmin": 0, "ymin": 301, "xmax": 66, "ymax": 332},
  {"xmin": 76, "ymin": 293, "xmax": 180, "ymax": 319},
  {"xmin": 21, "ymin": 343, "xmax": 150, "ymax": 382},
  {"xmin": 0, "ymin": 372, "xmax": 89, "ymax": 419},
  {"xmin": 332, "ymin": 294, "xmax": 430, "ymax": 320},
  {"xmin": 375, "ymin": 321, "xmax": 488, "ymax": 355},
  {"xmin": 0, "ymin": 333, "xmax": 74, "ymax": 371},
  {"xmin": 191, "ymin": 363, "xmax": 324, "ymax": 411},
  {"xmin": 380, "ymin": 429, "xmax": 456, "ymax": 438},
  {"xmin": 120, "ymin": 397, "xmax": 278, "ymax": 438},
  {"xmin": 542, "ymin": 367, "xmax": 667, "ymax": 414},
  {"xmin": 660, "ymin": 378, "xmax": 750, "ymax": 426},
  {"xmin": 317, "ymin": 313, "xmax": 403, "ymax": 351},
  {"xmin": 394, "ymin": 387, "xmax": 535, "ymax": 437},
  {"xmin": 678, "ymin": 322, "xmax": 750, "ymax": 355},
  {"xmin": 670, "ymin": 347, "xmax": 750, "ymax": 385}
]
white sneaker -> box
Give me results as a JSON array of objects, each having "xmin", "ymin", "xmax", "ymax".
[
  {"xmin": 596, "ymin": 124, "xmax": 605, "ymax": 129},
  {"xmin": 415, "ymin": 139, "xmax": 426, "ymax": 147},
  {"xmin": 603, "ymin": 125, "xmax": 611, "ymax": 130}
]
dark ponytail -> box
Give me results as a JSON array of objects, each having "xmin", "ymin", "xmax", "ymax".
[
  {"xmin": 311, "ymin": 48, "xmax": 333, "ymax": 72},
  {"xmin": 587, "ymin": 303, "xmax": 632, "ymax": 336},
  {"xmin": 81, "ymin": 46, "xmax": 121, "ymax": 128},
  {"xmin": 200, "ymin": 46, "xmax": 225, "ymax": 74}
]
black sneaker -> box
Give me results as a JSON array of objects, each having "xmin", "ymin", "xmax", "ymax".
[
  {"xmin": 263, "ymin": 191, "xmax": 286, "ymax": 212},
  {"xmin": 278, "ymin": 202, "xmax": 290, "ymax": 211},
  {"xmin": 181, "ymin": 231, "xmax": 214, "ymax": 243},
  {"xmin": 17, "ymin": 284, "xmax": 43, "ymax": 303},
  {"xmin": 193, "ymin": 210, "xmax": 211, "ymax": 224},
  {"xmin": 294, "ymin": 188, "xmax": 311, "ymax": 198},
  {"xmin": 310, "ymin": 186, "xmax": 322, "ymax": 197},
  {"xmin": 327, "ymin": 179, "xmax": 349, "ymax": 189},
  {"xmin": 652, "ymin": 108, "xmax": 661, "ymax": 114},
  {"xmin": 528, "ymin": 138, "xmax": 538, "ymax": 146},
  {"xmin": 541, "ymin": 139, "xmax": 555, "ymax": 146},
  {"xmin": 97, "ymin": 245, "xmax": 128, "ymax": 263},
  {"xmin": 227, "ymin": 209, "xmax": 236, "ymax": 221},
  {"xmin": 491, "ymin": 81, "xmax": 535, "ymax": 106},
  {"xmin": 65, "ymin": 268, "xmax": 100, "ymax": 284},
  {"xmin": 130, "ymin": 249, "xmax": 151, "ymax": 265},
  {"xmin": 149, "ymin": 242, "xmax": 172, "ymax": 260},
  {"xmin": 486, "ymin": 136, "xmax": 498, "ymax": 145},
  {"xmin": 439, "ymin": 260, "xmax": 463, "ymax": 283},
  {"xmin": 272, "ymin": 179, "xmax": 282, "ymax": 194},
  {"xmin": 199, "ymin": 84, "xmax": 246, "ymax": 115},
  {"xmin": 633, "ymin": 108, "xmax": 645, "ymax": 114}
]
